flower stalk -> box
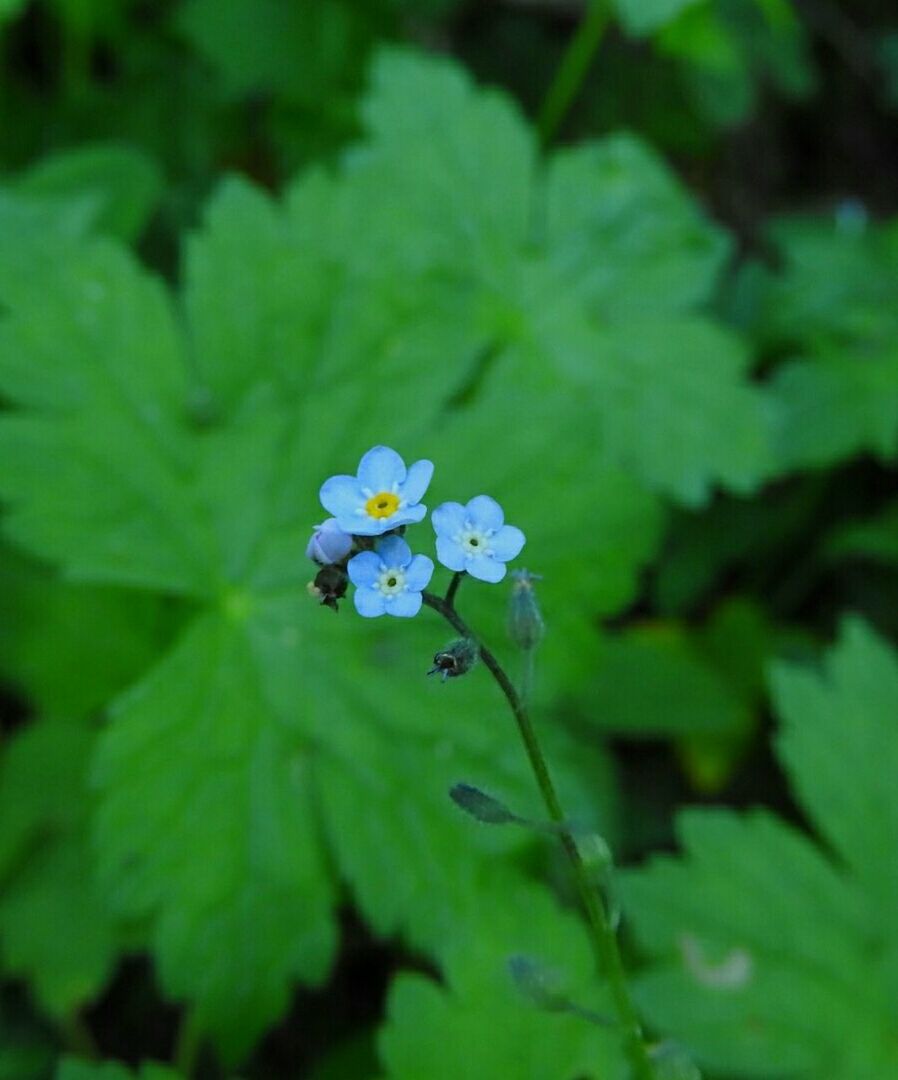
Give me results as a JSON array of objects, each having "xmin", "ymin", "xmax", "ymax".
[
  {"xmin": 422, "ymin": 580, "xmax": 657, "ymax": 1080},
  {"xmin": 537, "ymin": 0, "xmax": 611, "ymax": 147}
]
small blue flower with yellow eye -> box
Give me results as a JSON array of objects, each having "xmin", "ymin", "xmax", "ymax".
[
  {"xmin": 320, "ymin": 445, "xmax": 434, "ymax": 537},
  {"xmin": 432, "ymin": 495, "xmax": 525, "ymax": 583},
  {"xmin": 347, "ymin": 536, "xmax": 434, "ymax": 618}
]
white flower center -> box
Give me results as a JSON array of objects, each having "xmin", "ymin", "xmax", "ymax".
[
  {"xmin": 456, "ymin": 525, "xmax": 493, "ymax": 559},
  {"xmin": 377, "ymin": 566, "xmax": 407, "ymax": 597}
]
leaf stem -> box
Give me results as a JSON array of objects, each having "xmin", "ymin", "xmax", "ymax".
[
  {"xmin": 537, "ymin": 0, "xmax": 611, "ymax": 147},
  {"xmin": 421, "ymin": 590, "xmax": 656, "ymax": 1079}
]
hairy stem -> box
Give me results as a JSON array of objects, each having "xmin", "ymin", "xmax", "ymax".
[
  {"xmin": 422, "ymin": 590, "xmax": 656, "ymax": 1079},
  {"xmin": 537, "ymin": 0, "xmax": 610, "ymax": 147}
]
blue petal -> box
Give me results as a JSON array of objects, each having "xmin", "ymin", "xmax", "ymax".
[
  {"xmin": 405, "ymin": 554, "xmax": 434, "ymax": 592},
  {"xmin": 395, "ymin": 503, "xmax": 427, "ymax": 527},
  {"xmin": 388, "ymin": 591, "xmax": 422, "ymax": 617},
  {"xmin": 349, "ymin": 517, "xmax": 385, "ymax": 537},
  {"xmin": 468, "ymin": 556, "xmax": 506, "ymax": 584},
  {"xmin": 432, "ymin": 501, "xmax": 466, "ymax": 538},
  {"xmin": 489, "ymin": 525, "xmax": 525, "ymax": 562},
  {"xmin": 320, "ymin": 474, "xmax": 364, "ymax": 525},
  {"xmin": 400, "ymin": 459, "xmax": 434, "ymax": 505},
  {"xmin": 377, "ymin": 535, "xmax": 412, "ymax": 568},
  {"xmin": 354, "ymin": 586, "xmax": 387, "ymax": 617},
  {"xmin": 356, "ymin": 506, "xmax": 425, "ymax": 536},
  {"xmin": 347, "ymin": 550, "xmax": 381, "ymax": 587},
  {"xmin": 466, "ymin": 495, "xmax": 504, "ymax": 532},
  {"xmin": 357, "ymin": 446, "xmax": 406, "ymax": 493},
  {"xmin": 436, "ymin": 535, "xmax": 467, "ymax": 572}
]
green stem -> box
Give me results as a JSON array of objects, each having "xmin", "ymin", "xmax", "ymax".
[
  {"xmin": 520, "ymin": 645, "xmax": 536, "ymax": 707},
  {"xmin": 537, "ymin": 0, "xmax": 611, "ymax": 147},
  {"xmin": 422, "ymin": 591, "xmax": 656, "ymax": 1080},
  {"xmin": 173, "ymin": 1008, "xmax": 202, "ymax": 1077}
]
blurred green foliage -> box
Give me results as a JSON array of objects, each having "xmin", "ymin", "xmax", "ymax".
[{"xmin": 1, "ymin": 0, "xmax": 897, "ymax": 1077}]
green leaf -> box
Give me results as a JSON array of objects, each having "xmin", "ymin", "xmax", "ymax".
[
  {"xmin": 613, "ymin": 0, "xmax": 704, "ymax": 37},
  {"xmin": 0, "ymin": 187, "xmax": 99, "ymax": 240},
  {"xmin": 379, "ymin": 880, "xmax": 627, "ymax": 1079},
  {"xmin": 773, "ymin": 618, "xmax": 898, "ymax": 933},
  {"xmin": 174, "ymin": 0, "xmax": 369, "ymax": 105},
  {"xmin": 0, "ymin": 228, "xmax": 213, "ymax": 593},
  {"xmin": 769, "ymin": 350, "xmax": 898, "ymax": 469},
  {"xmin": 338, "ymin": 50, "xmax": 770, "ymax": 504},
  {"xmin": 0, "ymin": 719, "xmax": 121, "ymax": 1017},
  {"xmin": 183, "ymin": 177, "xmax": 329, "ymax": 414},
  {"xmin": 658, "ymin": 0, "xmax": 814, "ymax": 126},
  {"xmin": 449, "ymin": 784, "xmax": 519, "ymax": 826},
  {"xmin": 545, "ymin": 134, "xmax": 731, "ymax": 318},
  {"xmin": 0, "ymin": 0, "xmax": 27, "ymax": 26},
  {"xmin": 620, "ymin": 620, "xmax": 898, "ymax": 1077},
  {"xmin": 584, "ymin": 319, "xmax": 770, "ymax": 504},
  {"xmin": 92, "ymin": 613, "xmax": 339, "ymax": 1062},
  {"xmin": 56, "ymin": 1059, "xmax": 183, "ymax": 1080},
  {"xmin": 582, "ymin": 622, "xmax": 749, "ymax": 738},
  {"xmin": 756, "ymin": 216, "xmax": 898, "ymax": 470},
  {"xmin": 13, "ymin": 143, "xmax": 163, "ymax": 243},
  {"xmin": 356, "ymin": 48, "xmax": 535, "ymax": 262},
  {"xmin": 756, "ymin": 216, "xmax": 898, "ymax": 351},
  {"xmin": 0, "ymin": 543, "xmax": 179, "ymax": 719}
]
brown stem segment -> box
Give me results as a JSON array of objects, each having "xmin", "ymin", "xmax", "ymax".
[{"xmin": 422, "ymin": 590, "xmax": 656, "ymax": 1080}]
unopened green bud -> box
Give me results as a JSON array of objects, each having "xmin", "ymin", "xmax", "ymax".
[
  {"xmin": 508, "ymin": 569, "xmax": 544, "ymax": 651},
  {"xmin": 428, "ymin": 637, "xmax": 478, "ymax": 681}
]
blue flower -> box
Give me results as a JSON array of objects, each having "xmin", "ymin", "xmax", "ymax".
[
  {"xmin": 432, "ymin": 495, "xmax": 525, "ymax": 583},
  {"xmin": 347, "ymin": 536, "xmax": 434, "ymax": 618},
  {"xmin": 305, "ymin": 518, "xmax": 354, "ymax": 565},
  {"xmin": 320, "ymin": 446, "xmax": 434, "ymax": 537}
]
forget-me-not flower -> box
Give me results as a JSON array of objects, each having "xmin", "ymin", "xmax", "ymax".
[
  {"xmin": 347, "ymin": 535, "xmax": 434, "ymax": 617},
  {"xmin": 320, "ymin": 446, "xmax": 434, "ymax": 537},
  {"xmin": 305, "ymin": 518, "xmax": 354, "ymax": 565},
  {"xmin": 432, "ymin": 495, "xmax": 525, "ymax": 583}
]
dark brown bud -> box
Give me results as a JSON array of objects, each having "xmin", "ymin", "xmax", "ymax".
[
  {"xmin": 309, "ymin": 564, "xmax": 348, "ymax": 612},
  {"xmin": 428, "ymin": 637, "xmax": 479, "ymax": 681}
]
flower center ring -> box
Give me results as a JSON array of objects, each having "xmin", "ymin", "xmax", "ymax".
[
  {"xmin": 365, "ymin": 491, "xmax": 401, "ymax": 519},
  {"xmin": 377, "ymin": 568, "xmax": 407, "ymax": 596},
  {"xmin": 458, "ymin": 526, "xmax": 492, "ymax": 557}
]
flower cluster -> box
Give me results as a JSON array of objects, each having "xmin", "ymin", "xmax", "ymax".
[{"xmin": 307, "ymin": 445, "xmax": 526, "ymax": 617}]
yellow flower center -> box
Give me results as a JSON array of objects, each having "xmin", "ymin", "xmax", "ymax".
[{"xmin": 365, "ymin": 491, "xmax": 400, "ymax": 519}]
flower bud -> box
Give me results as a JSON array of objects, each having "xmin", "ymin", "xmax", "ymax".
[
  {"xmin": 428, "ymin": 637, "xmax": 478, "ymax": 681},
  {"xmin": 508, "ymin": 569, "xmax": 544, "ymax": 651},
  {"xmin": 308, "ymin": 564, "xmax": 348, "ymax": 612},
  {"xmin": 306, "ymin": 518, "xmax": 353, "ymax": 565}
]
